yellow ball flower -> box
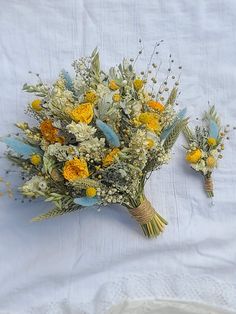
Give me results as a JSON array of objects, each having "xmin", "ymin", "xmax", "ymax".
[
  {"xmin": 86, "ymin": 187, "xmax": 97, "ymax": 198},
  {"xmin": 207, "ymin": 137, "xmax": 217, "ymax": 146},
  {"xmin": 112, "ymin": 93, "xmax": 121, "ymax": 102},
  {"xmin": 70, "ymin": 103, "xmax": 94, "ymax": 124},
  {"xmin": 103, "ymin": 148, "xmax": 120, "ymax": 167},
  {"xmin": 63, "ymin": 158, "xmax": 89, "ymax": 181},
  {"xmin": 84, "ymin": 90, "xmax": 97, "ymax": 103},
  {"xmin": 206, "ymin": 156, "xmax": 217, "ymax": 168},
  {"xmin": 147, "ymin": 100, "xmax": 165, "ymax": 112},
  {"xmin": 31, "ymin": 99, "xmax": 42, "ymax": 111},
  {"xmin": 186, "ymin": 149, "xmax": 202, "ymax": 164},
  {"xmin": 30, "ymin": 154, "xmax": 41, "ymax": 166},
  {"xmin": 138, "ymin": 112, "xmax": 161, "ymax": 132},
  {"xmin": 108, "ymin": 80, "xmax": 119, "ymax": 91},
  {"xmin": 133, "ymin": 78, "xmax": 144, "ymax": 91}
]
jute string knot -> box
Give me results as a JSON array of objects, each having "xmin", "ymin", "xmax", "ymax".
[
  {"xmin": 205, "ymin": 176, "xmax": 213, "ymax": 193},
  {"xmin": 128, "ymin": 198, "xmax": 155, "ymax": 224}
]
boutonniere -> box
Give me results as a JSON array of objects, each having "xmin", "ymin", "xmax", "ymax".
[{"xmin": 184, "ymin": 106, "xmax": 227, "ymax": 198}]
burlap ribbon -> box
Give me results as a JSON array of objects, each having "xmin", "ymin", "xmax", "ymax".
[
  {"xmin": 205, "ymin": 176, "xmax": 213, "ymax": 193},
  {"xmin": 128, "ymin": 198, "xmax": 155, "ymax": 224}
]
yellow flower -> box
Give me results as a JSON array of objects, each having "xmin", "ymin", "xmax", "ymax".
[
  {"xmin": 84, "ymin": 90, "xmax": 97, "ymax": 103},
  {"xmin": 40, "ymin": 119, "xmax": 64, "ymax": 144},
  {"xmin": 30, "ymin": 154, "xmax": 41, "ymax": 166},
  {"xmin": 146, "ymin": 138, "xmax": 155, "ymax": 149},
  {"xmin": 108, "ymin": 80, "xmax": 119, "ymax": 91},
  {"xmin": 70, "ymin": 103, "xmax": 94, "ymax": 124},
  {"xmin": 206, "ymin": 156, "xmax": 217, "ymax": 168},
  {"xmin": 186, "ymin": 149, "xmax": 202, "ymax": 164},
  {"xmin": 147, "ymin": 100, "xmax": 165, "ymax": 112},
  {"xmin": 138, "ymin": 112, "xmax": 161, "ymax": 132},
  {"xmin": 207, "ymin": 137, "xmax": 217, "ymax": 147},
  {"xmin": 63, "ymin": 158, "xmax": 89, "ymax": 181},
  {"xmin": 31, "ymin": 99, "xmax": 42, "ymax": 111},
  {"xmin": 86, "ymin": 187, "xmax": 97, "ymax": 198},
  {"xmin": 112, "ymin": 93, "xmax": 121, "ymax": 102},
  {"xmin": 133, "ymin": 78, "xmax": 144, "ymax": 91},
  {"xmin": 103, "ymin": 148, "xmax": 120, "ymax": 167}
]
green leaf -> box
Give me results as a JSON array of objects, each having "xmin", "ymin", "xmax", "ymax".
[
  {"xmin": 183, "ymin": 125, "xmax": 195, "ymax": 143},
  {"xmin": 166, "ymin": 87, "xmax": 178, "ymax": 106},
  {"xmin": 203, "ymin": 105, "xmax": 221, "ymax": 129},
  {"xmin": 91, "ymin": 49, "xmax": 100, "ymax": 81},
  {"xmin": 71, "ymin": 178, "xmax": 100, "ymax": 190},
  {"xmin": 163, "ymin": 118, "xmax": 188, "ymax": 151},
  {"xmin": 31, "ymin": 206, "xmax": 78, "ymax": 222}
]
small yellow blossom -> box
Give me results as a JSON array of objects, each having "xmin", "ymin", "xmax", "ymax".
[
  {"xmin": 207, "ymin": 137, "xmax": 217, "ymax": 146},
  {"xmin": 31, "ymin": 99, "xmax": 42, "ymax": 111},
  {"xmin": 63, "ymin": 158, "xmax": 89, "ymax": 181},
  {"xmin": 132, "ymin": 117, "xmax": 141, "ymax": 127},
  {"xmin": 206, "ymin": 156, "xmax": 217, "ymax": 168},
  {"xmin": 84, "ymin": 90, "xmax": 97, "ymax": 103},
  {"xmin": 30, "ymin": 154, "xmax": 41, "ymax": 166},
  {"xmin": 133, "ymin": 78, "xmax": 144, "ymax": 91},
  {"xmin": 138, "ymin": 112, "xmax": 161, "ymax": 132},
  {"xmin": 147, "ymin": 100, "xmax": 165, "ymax": 112},
  {"xmin": 108, "ymin": 80, "xmax": 119, "ymax": 91},
  {"xmin": 112, "ymin": 93, "xmax": 121, "ymax": 102},
  {"xmin": 70, "ymin": 103, "xmax": 94, "ymax": 124},
  {"xmin": 186, "ymin": 149, "xmax": 202, "ymax": 164},
  {"xmin": 146, "ymin": 138, "xmax": 155, "ymax": 149},
  {"xmin": 103, "ymin": 148, "xmax": 120, "ymax": 167},
  {"xmin": 86, "ymin": 187, "xmax": 97, "ymax": 198}
]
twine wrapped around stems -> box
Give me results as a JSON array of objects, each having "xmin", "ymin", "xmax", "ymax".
[
  {"xmin": 204, "ymin": 175, "xmax": 214, "ymax": 198},
  {"xmin": 128, "ymin": 197, "xmax": 167, "ymax": 238}
]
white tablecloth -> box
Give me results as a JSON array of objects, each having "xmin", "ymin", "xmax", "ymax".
[{"xmin": 0, "ymin": 1, "xmax": 236, "ymax": 313}]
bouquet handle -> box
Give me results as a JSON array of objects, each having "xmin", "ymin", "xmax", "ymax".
[
  {"xmin": 204, "ymin": 175, "xmax": 214, "ymax": 198},
  {"xmin": 128, "ymin": 197, "xmax": 167, "ymax": 238}
]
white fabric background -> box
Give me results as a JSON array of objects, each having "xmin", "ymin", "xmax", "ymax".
[{"xmin": 0, "ymin": 0, "xmax": 236, "ymax": 313}]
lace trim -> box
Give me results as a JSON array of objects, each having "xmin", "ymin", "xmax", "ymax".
[
  {"xmin": 107, "ymin": 300, "xmax": 236, "ymax": 314},
  {"xmin": 26, "ymin": 272, "xmax": 236, "ymax": 314}
]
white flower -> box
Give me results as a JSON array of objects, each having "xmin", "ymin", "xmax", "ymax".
[
  {"xmin": 47, "ymin": 143, "xmax": 77, "ymax": 161},
  {"xmin": 66, "ymin": 122, "xmax": 96, "ymax": 142},
  {"xmin": 210, "ymin": 149, "xmax": 218, "ymax": 158},
  {"xmin": 96, "ymin": 83, "xmax": 110, "ymax": 97},
  {"xmin": 191, "ymin": 159, "xmax": 207, "ymax": 175},
  {"xmin": 38, "ymin": 181, "xmax": 48, "ymax": 191},
  {"xmin": 20, "ymin": 176, "xmax": 48, "ymax": 197},
  {"xmin": 78, "ymin": 137, "xmax": 105, "ymax": 154}
]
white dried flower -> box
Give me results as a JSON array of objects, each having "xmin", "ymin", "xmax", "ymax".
[
  {"xmin": 78, "ymin": 137, "xmax": 105, "ymax": 155},
  {"xmin": 96, "ymin": 83, "xmax": 110, "ymax": 97},
  {"xmin": 66, "ymin": 122, "xmax": 96, "ymax": 142},
  {"xmin": 38, "ymin": 181, "xmax": 48, "ymax": 191},
  {"xmin": 20, "ymin": 176, "xmax": 48, "ymax": 197},
  {"xmin": 47, "ymin": 143, "xmax": 77, "ymax": 161}
]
